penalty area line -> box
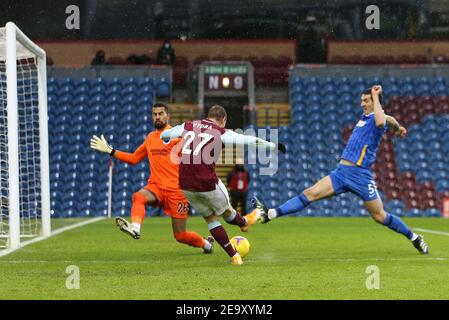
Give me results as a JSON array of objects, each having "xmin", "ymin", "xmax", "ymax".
[
  {"xmin": 0, "ymin": 217, "xmax": 106, "ymax": 258},
  {"xmin": 413, "ymin": 228, "xmax": 449, "ymax": 237}
]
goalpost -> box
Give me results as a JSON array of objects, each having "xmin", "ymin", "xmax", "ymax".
[{"xmin": 0, "ymin": 22, "xmax": 50, "ymax": 250}]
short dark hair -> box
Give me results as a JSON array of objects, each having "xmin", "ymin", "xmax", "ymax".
[
  {"xmin": 363, "ymin": 87, "xmax": 382, "ymax": 104},
  {"xmin": 152, "ymin": 102, "xmax": 169, "ymax": 113},
  {"xmin": 207, "ymin": 105, "xmax": 227, "ymax": 121}
]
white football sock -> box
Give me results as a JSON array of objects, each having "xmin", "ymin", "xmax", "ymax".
[
  {"xmin": 203, "ymin": 240, "xmax": 212, "ymax": 250},
  {"xmin": 411, "ymin": 233, "xmax": 418, "ymax": 241},
  {"xmin": 224, "ymin": 209, "xmax": 237, "ymax": 222},
  {"xmin": 268, "ymin": 209, "xmax": 277, "ymax": 220},
  {"xmin": 131, "ymin": 222, "xmax": 141, "ymax": 233}
]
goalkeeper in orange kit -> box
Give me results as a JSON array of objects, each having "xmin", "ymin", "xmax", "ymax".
[{"xmin": 90, "ymin": 103, "xmax": 214, "ymax": 253}]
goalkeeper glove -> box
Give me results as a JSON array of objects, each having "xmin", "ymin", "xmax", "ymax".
[
  {"xmin": 90, "ymin": 134, "xmax": 115, "ymax": 156},
  {"xmin": 277, "ymin": 143, "xmax": 286, "ymax": 154}
]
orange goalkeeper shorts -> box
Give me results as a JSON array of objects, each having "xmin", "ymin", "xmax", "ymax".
[{"xmin": 144, "ymin": 183, "xmax": 189, "ymax": 219}]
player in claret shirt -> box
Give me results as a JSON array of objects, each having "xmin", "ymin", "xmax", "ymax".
[
  {"xmin": 252, "ymin": 86, "xmax": 430, "ymax": 255},
  {"xmin": 90, "ymin": 103, "xmax": 214, "ymax": 254},
  {"xmin": 161, "ymin": 105, "xmax": 286, "ymax": 265}
]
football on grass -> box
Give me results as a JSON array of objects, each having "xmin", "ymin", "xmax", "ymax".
[{"xmin": 230, "ymin": 236, "xmax": 250, "ymax": 258}]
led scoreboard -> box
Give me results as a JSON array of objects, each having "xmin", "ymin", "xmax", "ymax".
[
  {"xmin": 198, "ymin": 61, "xmax": 255, "ymax": 128},
  {"xmin": 204, "ymin": 64, "xmax": 248, "ymax": 95}
]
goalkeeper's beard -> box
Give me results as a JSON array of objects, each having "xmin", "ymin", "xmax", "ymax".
[{"xmin": 154, "ymin": 121, "xmax": 167, "ymax": 130}]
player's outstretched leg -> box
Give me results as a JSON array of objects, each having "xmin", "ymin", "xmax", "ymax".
[
  {"xmin": 206, "ymin": 217, "xmax": 242, "ymax": 265},
  {"xmin": 116, "ymin": 190, "xmax": 155, "ymax": 239},
  {"xmin": 115, "ymin": 192, "xmax": 147, "ymax": 239},
  {"xmin": 364, "ymin": 199, "xmax": 429, "ymax": 254},
  {"xmin": 173, "ymin": 231, "xmax": 214, "ymax": 253},
  {"xmin": 222, "ymin": 207, "xmax": 261, "ymax": 232},
  {"xmin": 252, "ymin": 193, "xmax": 311, "ymax": 223},
  {"xmin": 172, "ymin": 218, "xmax": 214, "ymax": 253},
  {"xmin": 253, "ymin": 176, "xmax": 335, "ymax": 223}
]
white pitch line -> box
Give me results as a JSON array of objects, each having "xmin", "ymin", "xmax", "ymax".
[
  {"xmin": 0, "ymin": 217, "xmax": 106, "ymax": 258},
  {"xmin": 0, "ymin": 257, "xmax": 447, "ymax": 264},
  {"xmin": 413, "ymin": 228, "xmax": 449, "ymax": 237}
]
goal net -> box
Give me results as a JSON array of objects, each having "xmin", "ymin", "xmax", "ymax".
[{"xmin": 0, "ymin": 22, "xmax": 50, "ymax": 250}]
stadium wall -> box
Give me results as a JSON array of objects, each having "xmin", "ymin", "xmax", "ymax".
[
  {"xmin": 37, "ymin": 40, "xmax": 296, "ymax": 67},
  {"xmin": 289, "ymin": 64, "xmax": 449, "ymax": 78},
  {"xmin": 327, "ymin": 40, "xmax": 449, "ymax": 61}
]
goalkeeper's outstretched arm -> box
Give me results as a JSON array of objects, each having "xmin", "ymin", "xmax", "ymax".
[
  {"xmin": 220, "ymin": 130, "xmax": 286, "ymax": 153},
  {"xmin": 90, "ymin": 134, "xmax": 147, "ymax": 165}
]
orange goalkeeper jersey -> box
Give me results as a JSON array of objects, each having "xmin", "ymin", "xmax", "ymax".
[{"xmin": 114, "ymin": 125, "xmax": 181, "ymax": 191}]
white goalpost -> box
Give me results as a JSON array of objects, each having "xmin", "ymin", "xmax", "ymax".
[{"xmin": 0, "ymin": 22, "xmax": 50, "ymax": 250}]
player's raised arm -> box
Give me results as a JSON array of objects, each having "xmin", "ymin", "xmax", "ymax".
[
  {"xmin": 160, "ymin": 123, "xmax": 185, "ymax": 142},
  {"xmin": 220, "ymin": 130, "xmax": 286, "ymax": 153},
  {"xmin": 90, "ymin": 134, "xmax": 147, "ymax": 165},
  {"xmin": 371, "ymin": 85, "xmax": 386, "ymax": 127},
  {"xmin": 385, "ymin": 114, "xmax": 407, "ymax": 138}
]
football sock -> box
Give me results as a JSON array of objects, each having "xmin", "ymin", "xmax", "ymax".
[
  {"xmin": 383, "ymin": 213, "xmax": 414, "ymax": 240},
  {"xmin": 130, "ymin": 192, "xmax": 147, "ymax": 224},
  {"xmin": 272, "ymin": 192, "xmax": 311, "ymax": 218},
  {"xmin": 174, "ymin": 231, "xmax": 205, "ymax": 248},
  {"xmin": 131, "ymin": 222, "xmax": 141, "ymax": 233},
  {"xmin": 224, "ymin": 209, "xmax": 246, "ymax": 227},
  {"xmin": 203, "ymin": 239, "xmax": 212, "ymax": 251},
  {"xmin": 208, "ymin": 221, "xmax": 237, "ymax": 257}
]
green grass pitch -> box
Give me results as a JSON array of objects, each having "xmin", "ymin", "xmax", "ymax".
[{"xmin": 1, "ymin": 216, "xmax": 449, "ymax": 300}]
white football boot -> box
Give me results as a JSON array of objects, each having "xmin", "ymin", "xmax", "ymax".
[{"xmin": 115, "ymin": 217, "xmax": 140, "ymax": 239}]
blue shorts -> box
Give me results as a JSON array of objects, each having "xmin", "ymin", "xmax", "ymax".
[{"xmin": 329, "ymin": 164, "xmax": 379, "ymax": 202}]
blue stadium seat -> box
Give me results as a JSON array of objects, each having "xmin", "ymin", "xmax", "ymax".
[
  {"xmin": 141, "ymin": 77, "xmax": 154, "ymax": 87},
  {"xmin": 121, "ymin": 95, "xmax": 137, "ymax": 104},
  {"xmin": 90, "ymin": 94, "xmax": 105, "ymax": 104},
  {"xmin": 136, "ymin": 85, "xmax": 154, "ymax": 96},
  {"xmin": 106, "ymin": 94, "xmax": 121, "ymax": 105},
  {"xmin": 88, "ymin": 103, "xmax": 104, "ymax": 115},
  {"xmin": 156, "ymin": 80, "xmax": 171, "ymax": 97},
  {"xmin": 121, "ymin": 84, "xmax": 138, "ymax": 96},
  {"xmin": 104, "ymin": 114, "xmax": 121, "ymax": 125},
  {"xmin": 90, "ymin": 84, "xmax": 107, "ymax": 96},
  {"xmin": 104, "ymin": 103, "xmax": 120, "ymax": 115}
]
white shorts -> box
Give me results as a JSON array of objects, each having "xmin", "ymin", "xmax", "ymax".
[{"xmin": 182, "ymin": 179, "xmax": 230, "ymax": 217}]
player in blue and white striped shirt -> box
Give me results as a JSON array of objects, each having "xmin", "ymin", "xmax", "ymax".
[{"xmin": 253, "ymin": 85, "xmax": 429, "ymax": 254}]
